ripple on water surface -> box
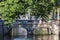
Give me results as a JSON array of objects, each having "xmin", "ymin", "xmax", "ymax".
[{"xmin": 4, "ymin": 35, "xmax": 59, "ymax": 40}]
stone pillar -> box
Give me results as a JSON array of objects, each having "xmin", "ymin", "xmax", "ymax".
[
  {"xmin": 52, "ymin": 10, "xmax": 55, "ymax": 20},
  {"xmin": 27, "ymin": 9, "xmax": 31, "ymax": 20},
  {"xmin": 53, "ymin": 24, "xmax": 59, "ymax": 35},
  {"xmin": 57, "ymin": 8, "xmax": 60, "ymax": 20},
  {"xmin": 0, "ymin": 20, "xmax": 4, "ymax": 40}
]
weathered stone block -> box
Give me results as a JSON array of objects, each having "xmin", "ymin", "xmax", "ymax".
[{"xmin": 33, "ymin": 27, "xmax": 48, "ymax": 35}]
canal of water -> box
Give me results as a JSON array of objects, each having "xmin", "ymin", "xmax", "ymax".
[{"xmin": 3, "ymin": 35, "xmax": 60, "ymax": 40}]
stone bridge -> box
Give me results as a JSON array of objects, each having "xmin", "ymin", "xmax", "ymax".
[
  {"xmin": 11, "ymin": 20, "xmax": 39, "ymax": 36},
  {"xmin": 0, "ymin": 20, "xmax": 59, "ymax": 37},
  {"xmin": 9, "ymin": 20, "xmax": 59, "ymax": 36}
]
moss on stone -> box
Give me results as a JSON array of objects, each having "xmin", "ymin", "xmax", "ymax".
[{"xmin": 33, "ymin": 28, "xmax": 48, "ymax": 35}]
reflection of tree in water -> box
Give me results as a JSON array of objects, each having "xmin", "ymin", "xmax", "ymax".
[
  {"xmin": 33, "ymin": 35, "xmax": 59, "ymax": 40},
  {"xmin": 4, "ymin": 35, "xmax": 59, "ymax": 40}
]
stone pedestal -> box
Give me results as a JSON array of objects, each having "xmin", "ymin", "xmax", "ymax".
[{"xmin": 52, "ymin": 24, "xmax": 59, "ymax": 35}]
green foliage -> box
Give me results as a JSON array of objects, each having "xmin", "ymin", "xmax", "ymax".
[
  {"xmin": 0, "ymin": 0, "xmax": 25, "ymax": 24},
  {"xmin": 30, "ymin": 0, "xmax": 59, "ymax": 19},
  {"xmin": 0, "ymin": 0, "xmax": 59, "ymax": 25}
]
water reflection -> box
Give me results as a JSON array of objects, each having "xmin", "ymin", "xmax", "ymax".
[
  {"xmin": 4, "ymin": 35, "xmax": 59, "ymax": 40},
  {"xmin": 33, "ymin": 35, "xmax": 59, "ymax": 40},
  {"xmin": 4, "ymin": 36, "xmax": 11, "ymax": 40},
  {"xmin": 13, "ymin": 35, "xmax": 33, "ymax": 40}
]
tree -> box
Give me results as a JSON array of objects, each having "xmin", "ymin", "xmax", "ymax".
[
  {"xmin": 0, "ymin": 0, "xmax": 60, "ymax": 25},
  {"xmin": 30, "ymin": 0, "xmax": 60, "ymax": 20},
  {"xmin": 0, "ymin": 0, "xmax": 25, "ymax": 24}
]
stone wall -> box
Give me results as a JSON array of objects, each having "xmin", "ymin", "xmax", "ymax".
[
  {"xmin": 33, "ymin": 20, "xmax": 59, "ymax": 35},
  {"xmin": 33, "ymin": 27, "xmax": 49, "ymax": 35}
]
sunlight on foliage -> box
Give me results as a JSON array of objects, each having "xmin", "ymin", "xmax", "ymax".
[{"xmin": 0, "ymin": 0, "xmax": 59, "ymax": 25}]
